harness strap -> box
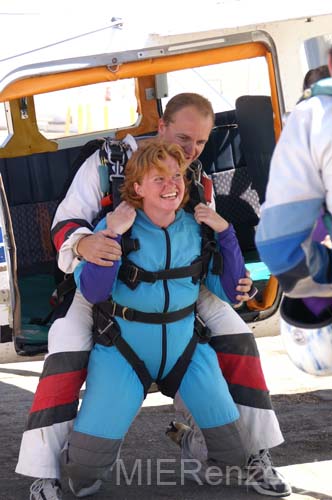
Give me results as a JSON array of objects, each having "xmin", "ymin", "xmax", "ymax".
[
  {"xmin": 97, "ymin": 300, "xmax": 195, "ymax": 324},
  {"xmin": 205, "ymin": 239, "xmax": 223, "ymax": 275},
  {"xmin": 121, "ymin": 231, "xmax": 140, "ymax": 257},
  {"xmin": 186, "ymin": 161, "xmax": 223, "ymax": 277},
  {"xmin": 158, "ymin": 332, "xmax": 199, "ymax": 397},
  {"xmin": 158, "ymin": 313, "xmax": 211, "ymax": 397},
  {"xmin": 110, "ymin": 176, "xmax": 125, "ymax": 210},
  {"xmin": 93, "ymin": 303, "xmax": 211, "ymax": 399},
  {"xmin": 93, "ymin": 316, "xmax": 152, "ymax": 397},
  {"xmin": 99, "ymin": 139, "xmax": 131, "ymax": 210},
  {"xmin": 118, "ymin": 259, "xmax": 204, "ymax": 287},
  {"xmin": 56, "ymin": 274, "xmax": 76, "ymax": 301}
]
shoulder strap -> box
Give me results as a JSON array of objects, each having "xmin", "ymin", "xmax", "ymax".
[
  {"xmin": 185, "ymin": 161, "xmax": 223, "ymax": 277},
  {"xmin": 118, "ymin": 258, "xmax": 206, "ymax": 290},
  {"xmin": 98, "ymin": 137, "xmax": 131, "ymax": 208},
  {"xmin": 185, "ymin": 160, "xmax": 205, "ymax": 211},
  {"xmin": 91, "ymin": 138, "xmax": 132, "ymax": 225}
]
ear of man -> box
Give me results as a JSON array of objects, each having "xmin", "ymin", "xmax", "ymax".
[{"xmin": 328, "ymin": 49, "xmax": 332, "ymax": 76}]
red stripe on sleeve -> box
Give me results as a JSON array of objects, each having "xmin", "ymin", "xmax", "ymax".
[
  {"xmin": 30, "ymin": 369, "xmax": 87, "ymax": 413},
  {"xmin": 217, "ymin": 353, "xmax": 268, "ymax": 391},
  {"xmin": 53, "ymin": 222, "xmax": 81, "ymax": 251}
]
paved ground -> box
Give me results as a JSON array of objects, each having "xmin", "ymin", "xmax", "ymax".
[{"xmin": 0, "ymin": 335, "xmax": 331, "ymax": 500}]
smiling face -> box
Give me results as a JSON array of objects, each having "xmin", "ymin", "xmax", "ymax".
[
  {"xmin": 158, "ymin": 105, "xmax": 213, "ymax": 166},
  {"xmin": 134, "ymin": 154, "xmax": 185, "ymax": 221}
]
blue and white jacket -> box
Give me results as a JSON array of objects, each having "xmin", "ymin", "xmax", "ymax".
[{"xmin": 256, "ymin": 92, "xmax": 332, "ymax": 299}]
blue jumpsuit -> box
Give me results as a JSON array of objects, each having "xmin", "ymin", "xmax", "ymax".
[{"xmin": 64, "ymin": 209, "xmax": 247, "ymax": 482}]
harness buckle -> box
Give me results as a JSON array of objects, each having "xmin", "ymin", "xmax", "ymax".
[
  {"xmin": 128, "ymin": 265, "xmax": 139, "ymax": 283},
  {"xmin": 122, "ymin": 306, "xmax": 129, "ymax": 320},
  {"xmin": 194, "ymin": 314, "xmax": 212, "ymax": 344},
  {"xmin": 104, "ymin": 140, "xmax": 129, "ymax": 176},
  {"xmin": 97, "ymin": 319, "xmax": 114, "ymax": 338},
  {"xmin": 106, "ymin": 300, "xmax": 117, "ymax": 317}
]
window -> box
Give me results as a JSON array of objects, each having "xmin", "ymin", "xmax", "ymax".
[
  {"xmin": 161, "ymin": 57, "xmax": 271, "ymax": 112},
  {"xmin": 0, "ymin": 103, "xmax": 9, "ymax": 146},
  {"xmin": 34, "ymin": 79, "xmax": 138, "ymax": 139},
  {"xmin": 302, "ymin": 34, "xmax": 332, "ymax": 72}
]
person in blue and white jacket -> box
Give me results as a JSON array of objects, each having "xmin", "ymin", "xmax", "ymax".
[{"xmin": 256, "ymin": 50, "xmax": 332, "ymax": 301}]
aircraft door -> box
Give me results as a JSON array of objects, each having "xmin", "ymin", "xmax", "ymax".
[{"xmin": 0, "ymin": 174, "xmax": 20, "ymax": 349}]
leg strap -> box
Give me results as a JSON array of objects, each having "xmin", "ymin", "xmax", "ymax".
[
  {"xmin": 158, "ymin": 332, "xmax": 199, "ymax": 398},
  {"xmin": 93, "ymin": 318, "xmax": 152, "ymax": 398}
]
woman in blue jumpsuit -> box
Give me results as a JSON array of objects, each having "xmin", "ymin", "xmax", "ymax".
[{"xmin": 63, "ymin": 140, "xmax": 249, "ymax": 491}]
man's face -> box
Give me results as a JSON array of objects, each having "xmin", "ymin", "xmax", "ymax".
[{"xmin": 158, "ymin": 106, "xmax": 213, "ymax": 166}]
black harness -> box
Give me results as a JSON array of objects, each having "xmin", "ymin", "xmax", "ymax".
[
  {"xmin": 118, "ymin": 245, "xmax": 211, "ymax": 291},
  {"xmin": 92, "ymin": 207, "xmax": 218, "ymax": 398},
  {"xmin": 93, "ymin": 297, "xmax": 211, "ymax": 398}
]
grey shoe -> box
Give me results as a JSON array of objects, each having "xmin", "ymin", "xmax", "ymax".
[
  {"xmin": 30, "ymin": 479, "xmax": 62, "ymax": 500},
  {"xmin": 68, "ymin": 477, "xmax": 102, "ymax": 498},
  {"xmin": 245, "ymin": 449, "xmax": 292, "ymax": 497}
]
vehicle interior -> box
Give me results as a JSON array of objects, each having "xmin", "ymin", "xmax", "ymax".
[{"xmin": 0, "ymin": 35, "xmax": 287, "ymax": 355}]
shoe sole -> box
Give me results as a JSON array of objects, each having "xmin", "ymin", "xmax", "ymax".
[
  {"xmin": 68, "ymin": 478, "xmax": 102, "ymax": 498},
  {"xmin": 249, "ymin": 483, "xmax": 292, "ymax": 497}
]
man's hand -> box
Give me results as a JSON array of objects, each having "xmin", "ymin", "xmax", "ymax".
[
  {"xmin": 107, "ymin": 201, "xmax": 137, "ymax": 235},
  {"xmin": 76, "ymin": 230, "xmax": 122, "ymax": 267},
  {"xmin": 75, "ymin": 202, "xmax": 136, "ymax": 266},
  {"xmin": 235, "ymin": 270, "xmax": 256, "ymax": 303}
]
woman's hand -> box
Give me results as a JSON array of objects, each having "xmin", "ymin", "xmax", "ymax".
[
  {"xmin": 106, "ymin": 201, "xmax": 137, "ymax": 235},
  {"xmin": 234, "ymin": 270, "xmax": 258, "ymax": 306},
  {"xmin": 236, "ymin": 271, "xmax": 253, "ymax": 302},
  {"xmin": 194, "ymin": 203, "xmax": 229, "ymax": 233}
]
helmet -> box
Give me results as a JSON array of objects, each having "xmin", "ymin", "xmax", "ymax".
[{"xmin": 280, "ymin": 296, "xmax": 332, "ymax": 376}]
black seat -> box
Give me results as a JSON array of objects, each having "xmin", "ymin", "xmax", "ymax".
[
  {"xmin": 199, "ymin": 110, "xmax": 245, "ymax": 175},
  {"xmin": 235, "ymin": 95, "xmax": 275, "ymax": 204},
  {"xmin": 210, "ymin": 96, "xmax": 275, "ymax": 253}
]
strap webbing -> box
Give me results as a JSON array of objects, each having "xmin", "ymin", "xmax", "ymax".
[
  {"xmin": 94, "ymin": 319, "xmax": 152, "ymax": 397},
  {"xmin": 158, "ymin": 332, "xmax": 199, "ymax": 398},
  {"xmin": 98, "ymin": 300, "xmax": 195, "ymax": 324},
  {"xmin": 118, "ymin": 260, "xmax": 204, "ymax": 285},
  {"xmin": 56, "ymin": 274, "xmax": 76, "ymax": 300}
]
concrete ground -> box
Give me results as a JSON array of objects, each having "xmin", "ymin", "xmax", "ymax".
[{"xmin": 0, "ymin": 335, "xmax": 331, "ymax": 500}]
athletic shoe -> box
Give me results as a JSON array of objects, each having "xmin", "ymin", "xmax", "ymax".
[
  {"xmin": 68, "ymin": 477, "xmax": 102, "ymax": 498},
  {"xmin": 30, "ymin": 478, "xmax": 62, "ymax": 500},
  {"xmin": 165, "ymin": 420, "xmax": 191, "ymax": 446},
  {"xmin": 245, "ymin": 449, "xmax": 292, "ymax": 497}
]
